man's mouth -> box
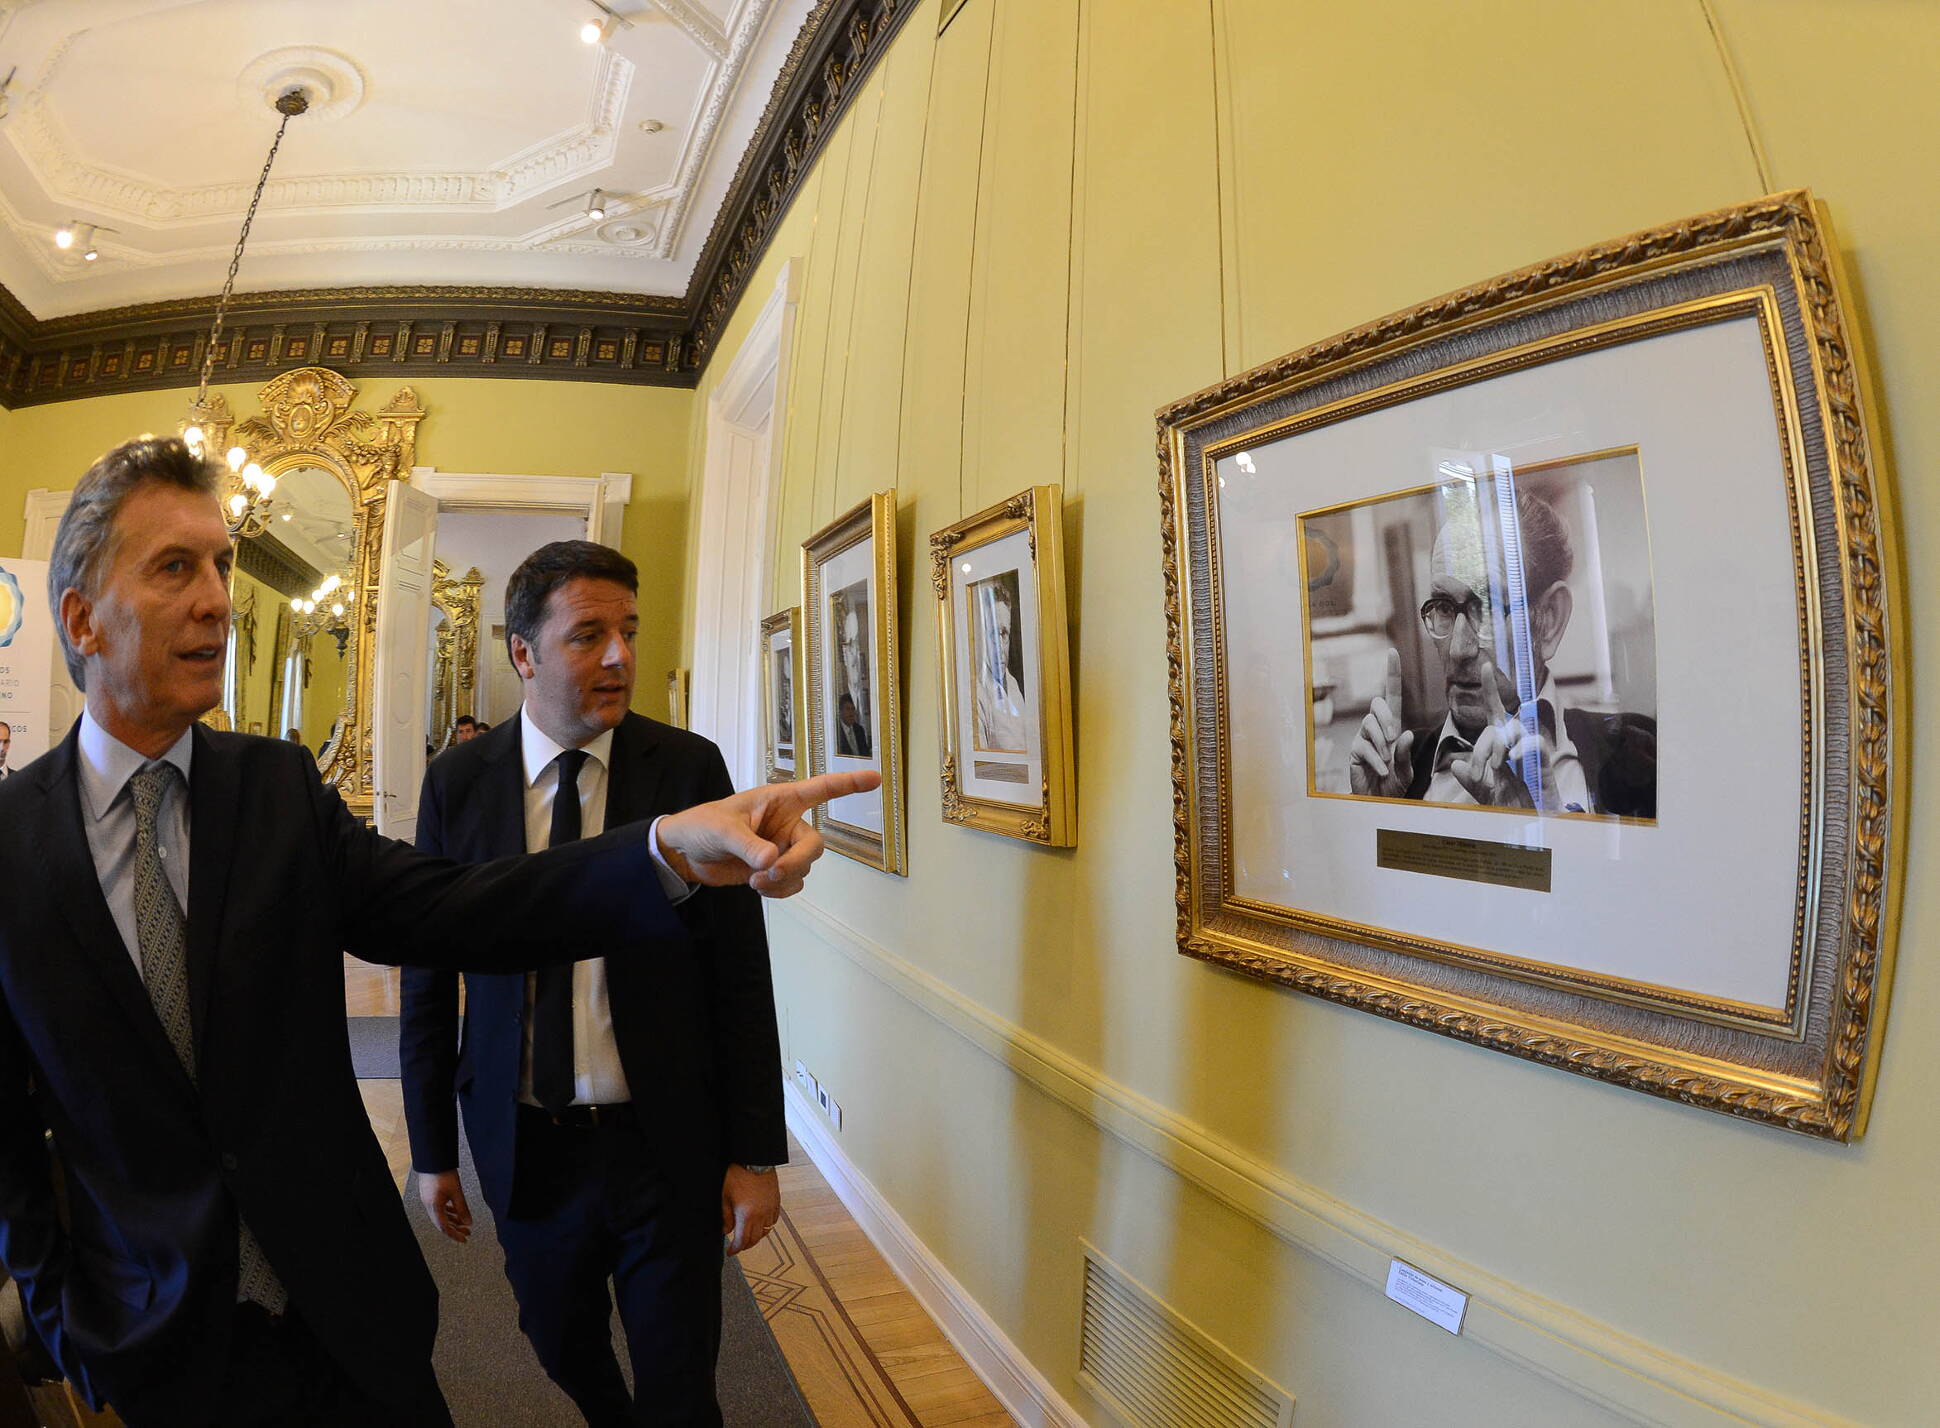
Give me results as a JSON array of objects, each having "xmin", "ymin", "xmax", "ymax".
[{"xmin": 180, "ymin": 645, "xmax": 224, "ymax": 664}]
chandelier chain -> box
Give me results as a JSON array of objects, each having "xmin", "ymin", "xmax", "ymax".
[{"xmin": 195, "ymin": 103, "xmax": 299, "ymax": 407}]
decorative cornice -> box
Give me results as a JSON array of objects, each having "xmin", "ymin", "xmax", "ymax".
[{"xmin": 0, "ymin": 0, "xmax": 912, "ymax": 408}]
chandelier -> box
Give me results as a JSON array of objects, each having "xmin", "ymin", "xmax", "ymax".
[
  {"xmin": 291, "ymin": 572, "xmax": 353, "ymax": 656},
  {"xmin": 178, "ymin": 88, "xmax": 310, "ymax": 538}
]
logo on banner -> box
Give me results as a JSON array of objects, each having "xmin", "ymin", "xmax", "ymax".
[{"xmin": 0, "ymin": 565, "xmax": 23, "ymax": 647}]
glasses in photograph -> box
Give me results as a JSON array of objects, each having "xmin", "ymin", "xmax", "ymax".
[{"xmin": 1418, "ymin": 589, "xmax": 1498, "ymax": 645}]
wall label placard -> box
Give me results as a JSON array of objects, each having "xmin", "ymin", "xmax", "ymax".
[
  {"xmin": 1376, "ymin": 829, "xmax": 1552, "ymax": 893},
  {"xmin": 1385, "ymin": 1260, "xmax": 1469, "ymax": 1336}
]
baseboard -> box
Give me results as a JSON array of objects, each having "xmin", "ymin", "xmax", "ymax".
[
  {"xmin": 784, "ymin": 1082, "xmax": 1089, "ymax": 1428},
  {"xmin": 778, "ymin": 898, "xmax": 1853, "ymax": 1428}
]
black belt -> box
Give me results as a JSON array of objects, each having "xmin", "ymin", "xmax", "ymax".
[{"xmin": 522, "ymin": 1101, "xmax": 635, "ymax": 1130}]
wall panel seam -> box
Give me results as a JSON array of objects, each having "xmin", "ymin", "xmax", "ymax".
[{"xmin": 776, "ymin": 898, "xmax": 1854, "ymax": 1428}]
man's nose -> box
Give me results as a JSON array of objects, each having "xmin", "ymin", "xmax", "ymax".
[
  {"xmin": 602, "ymin": 635, "xmax": 632, "ymax": 667},
  {"xmin": 1449, "ymin": 608, "xmax": 1483, "ymax": 657},
  {"xmin": 195, "ymin": 560, "xmax": 232, "ymax": 620}
]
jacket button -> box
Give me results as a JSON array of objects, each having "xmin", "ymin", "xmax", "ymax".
[{"xmin": 219, "ymin": 1153, "xmax": 238, "ymax": 1172}]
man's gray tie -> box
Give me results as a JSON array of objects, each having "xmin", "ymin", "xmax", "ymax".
[{"xmin": 129, "ymin": 762, "xmax": 287, "ymax": 1315}]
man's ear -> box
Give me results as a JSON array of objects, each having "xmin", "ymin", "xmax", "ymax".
[
  {"xmin": 59, "ymin": 587, "xmax": 99, "ymax": 662},
  {"xmin": 509, "ymin": 632, "xmax": 538, "ymax": 681},
  {"xmin": 1531, "ymin": 581, "xmax": 1573, "ymax": 664}
]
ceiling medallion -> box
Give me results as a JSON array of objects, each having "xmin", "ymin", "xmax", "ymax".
[
  {"xmin": 235, "ymin": 47, "xmax": 367, "ymax": 123},
  {"xmin": 597, "ymin": 218, "xmax": 657, "ymax": 246}
]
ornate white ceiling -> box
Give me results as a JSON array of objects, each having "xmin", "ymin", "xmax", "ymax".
[{"xmin": 0, "ymin": 0, "xmax": 813, "ymax": 318}]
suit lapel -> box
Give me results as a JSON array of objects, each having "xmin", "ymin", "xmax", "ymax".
[
  {"xmin": 186, "ymin": 725, "xmax": 241, "ymax": 1054},
  {"xmin": 606, "ymin": 713, "xmax": 668, "ymax": 825},
  {"xmin": 479, "ymin": 715, "xmax": 529, "ymax": 858},
  {"xmin": 36, "ymin": 727, "xmax": 198, "ymax": 1089}
]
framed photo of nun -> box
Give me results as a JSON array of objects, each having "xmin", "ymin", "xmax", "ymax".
[
  {"xmin": 802, "ymin": 491, "xmax": 907, "ymax": 874},
  {"xmin": 931, "ymin": 486, "xmax": 1075, "ymax": 845}
]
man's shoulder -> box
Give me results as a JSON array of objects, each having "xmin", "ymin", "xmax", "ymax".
[
  {"xmin": 617, "ymin": 711, "xmax": 722, "ymax": 766},
  {"xmin": 1562, "ymin": 706, "xmax": 1656, "ymax": 755}
]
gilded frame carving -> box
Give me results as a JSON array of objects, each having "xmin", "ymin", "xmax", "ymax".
[
  {"xmin": 802, "ymin": 491, "xmax": 907, "ymax": 875},
  {"xmin": 1157, "ymin": 192, "xmax": 1904, "ymax": 1140},
  {"xmin": 429, "ymin": 560, "xmax": 485, "ymax": 751},
  {"xmin": 758, "ymin": 606, "xmax": 807, "ymax": 784},
  {"xmin": 191, "ymin": 367, "xmax": 426, "ymax": 820},
  {"xmin": 929, "ymin": 486, "xmax": 1076, "ymax": 846}
]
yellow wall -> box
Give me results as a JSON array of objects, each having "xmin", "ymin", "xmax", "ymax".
[
  {"xmin": 228, "ymin": 565, "xmax": 281, "ymax": 735},
  {"xmin": 0, "ymin": 376, "xmax": 693, "ymax": 720},
  {"xmin": 687, "ymin": 0, "xmax": 1940, "ymax": 1422},
  {"xmin": 303, "ymin": 625, "xmax": 348, "ymax": 753}
]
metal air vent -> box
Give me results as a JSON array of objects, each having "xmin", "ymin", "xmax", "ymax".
[{"xmin": 1079, "ymin": 1245, "xmax": 1295, "ymax": 1428}]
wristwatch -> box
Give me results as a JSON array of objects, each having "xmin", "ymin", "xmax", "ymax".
[{"xmin": 740, "ymin": 1163, "xmax": 777, "ymax": 1175}]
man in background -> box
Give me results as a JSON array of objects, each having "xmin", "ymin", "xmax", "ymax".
[
  {"xmin": 1347, "ymin": 486, "xmax": 1655, "ymax": 818},
  {"xmin": 0, "ymin": 724, "xmax": 11, "ymax": 781},
  {"xmin": 453, "ymin": 714, "xmax": 478, "ymax": 743},
  {"xmin": 401, "ymin": 541, "xmax": 785, "ymax": 1426}
]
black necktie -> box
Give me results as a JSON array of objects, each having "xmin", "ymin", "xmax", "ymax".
[{"xmin": 532, "ymin": 749, "xmax": 589, "ymax": 1112}]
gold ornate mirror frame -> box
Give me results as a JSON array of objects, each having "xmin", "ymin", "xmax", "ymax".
[
  {"xmin": 429, "ymin": 560, "xmax": 485, "ymax": 752},
  {"xmin": 192, "ymin": 367, "xmax": 426, "ymax": 818}
]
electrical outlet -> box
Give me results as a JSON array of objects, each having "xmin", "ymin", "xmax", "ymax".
[
  {"xmin": 793, "ymin": 1059, "xmax": 811, "ymax": 1090},
  {"xmin": 827, "ymin": 1098, "xmax": 842, "ymax": 1131},
  {"xmin": 816, "ymin": 1083, "xmax": 831, "ymax": 1114}
]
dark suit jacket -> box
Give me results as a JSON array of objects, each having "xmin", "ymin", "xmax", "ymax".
[
  {"xmin": 0, "ymin": 725, "xmax": 682, "ymax": 1422},
  {"xmin": 397, "ymin": 713, "xmax": 785, "ymax": 1222},
  {"xmin": 1406, "ymin": 706, "xmax": 1658, "ymax": 819}
]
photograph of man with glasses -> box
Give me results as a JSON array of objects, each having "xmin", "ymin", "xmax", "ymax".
[{"xmin": 1333, "ymin": 460, "xmax": 1657, "ymax": 821}]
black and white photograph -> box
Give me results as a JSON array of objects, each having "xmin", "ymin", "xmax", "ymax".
[
  {"xmin": 774, "ymin": 644, "xmax": 794, "ymax": 753},
  {"xmin": 1303, "ymin": 450, "xmax": 1658, "ymax": 823},
  {"xmin": 829, "ymin": 578, "xmax": 873, "ymax": 758},
  {"xmin": 968, "ymin": 569, "xmax": 1029, "ymax": 766}
]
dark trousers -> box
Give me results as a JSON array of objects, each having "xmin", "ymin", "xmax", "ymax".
[
  {"xmin": 497, "ymin": 1105, "xmax": 724, "ymax": 1428},
  {"xmin": 109, "ymin": 1302, "xmax": 435, "ymax": 1428}
]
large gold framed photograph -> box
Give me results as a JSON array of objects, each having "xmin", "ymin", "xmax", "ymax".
[
  {"xmin": 758, "ymin": 606, "xmax": 806, "ymax": 783},
  {"xmin": 803, "ymin": 492, "xmax": 907, "ymax": 874},
  {"xmin": 1158, "ymin": 191, "xmax": 1904, "ymax": 1140},
  {"xmin": 930, "ymin": 486, "xmax": 1076, "ymax": 846}
]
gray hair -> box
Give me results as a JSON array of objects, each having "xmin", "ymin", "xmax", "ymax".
[{"xmin": 48, "ymin": 436, "xmax": 220, "ymax": 689}]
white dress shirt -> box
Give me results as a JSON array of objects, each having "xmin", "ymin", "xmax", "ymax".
[
  {"xmin": 516, "ymin": 713, "xmax": 692, "ymax": 1107},
  {"xmin": 1423, "ymin": 672, "xmax": 1591, "ymax": 813},
  {"xmin": 76, "ymin": 709, "xmax": 194, "ymax": 970}
]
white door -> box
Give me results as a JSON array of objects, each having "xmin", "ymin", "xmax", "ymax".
[{"xmin": 372, "ymin": 480, "xmax": 438, "ymax": 839}]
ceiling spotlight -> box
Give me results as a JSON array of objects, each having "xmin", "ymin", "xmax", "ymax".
[
  {"xmin": 82, "ymin": 245, "xmax": 99, "ymax": 262},
  {"xmin": 54, "ymin": 223, "xmax": 75, "ymax": 250},
  {"xmin": 546, "ymin": 187, "xmax": 622, "ymax": 225},
  {"xmin": 578, "ymin": 2, "xmax": 632, "ymax": 45}
]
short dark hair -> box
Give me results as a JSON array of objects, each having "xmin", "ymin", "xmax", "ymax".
[
  {"xmin": 455, "ymin": 714, "xmax": 477, "ymax": 729},
  {"xmin": 1511, "ymin": 489, "xmax": 1574, "ymax": 603},
  {"xmin": 503, "ymin": 540, "xmax": 638, "ymax": 666},
  {"xmin": 48, "ymin": 436, "xmax": 222, "ymax": 689}
]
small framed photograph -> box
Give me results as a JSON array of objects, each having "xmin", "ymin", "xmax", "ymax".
[
  {"xmin": 930, "ymin": 486, "xmax": 1075, "ymax": 845},
  {"xmin": 802, "ymin": 492, "xmax": 907, "ymax": 874},
  {"xmin": 1159, "ymin": 191, "xmax": 1904, "ymax": 1140},
  {"xmin": 758, "ymin": 606, "xmax": 806, "ymax": 782}
]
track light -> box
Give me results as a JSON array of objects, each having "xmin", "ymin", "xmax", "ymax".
[
  {"xmin": 578, "ymin": 2, "xmax": 631, "ymax": 45},
  {"xmin": 54, "ymin": 223, "xmax": 75, "ymax": 250},
  {"xmin": 82, "ymin": 244, "xmax": 98, "ymax": 262},
  {"xmin": 545, "ymin": 187, "xmax": 621, "ymax": 225},
  {"xmin": 586, "ymin": 189, "xmax": 606, "ymax": 221}
]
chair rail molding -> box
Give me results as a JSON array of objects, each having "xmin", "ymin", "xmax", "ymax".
[{"xmin": 776, "ymin": 898, "xmax": 1855, "ymax": 1428}]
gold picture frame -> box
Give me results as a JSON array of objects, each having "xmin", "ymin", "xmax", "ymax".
[
  {"xmin": 930, "ymin": 486, "xmax": 1076, "ymax": 846},
  {"xmin": 802, "ymin": 491, "xmax": 907, "ymax": 875},
  {"xmin": 758, "ymin": 606, "xmax": 807, "ymax": 783},
  {"xmin": 1157, "ymin": 191, "xmax": 1904, "ymax": 1141}
]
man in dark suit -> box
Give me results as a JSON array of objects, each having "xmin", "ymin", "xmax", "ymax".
[
  {"xmin": 0, "ymin": 439, "xmax": 869, "ymax": 1426},
  {"xmin": 400, "ymin": 541, "xmax": 782, "ymax": 1426},
  {"xmin": 0, "ymin": 725, "xmax": 11, "ymax": 781},
  {"xmin": 1346, "ymin": 485, "xmax": 1656, "ymax": 819}
]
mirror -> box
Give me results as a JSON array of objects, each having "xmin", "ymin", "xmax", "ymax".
[
  {"xmin": 193, "ymin": 368, "xmax": 427, "ymax": 819},
  {"xmin": 428, "ymin": 560, "xmax": 484, "ymax": 753}
]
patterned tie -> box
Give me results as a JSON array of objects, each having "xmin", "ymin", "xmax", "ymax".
[
  {"xmin": 531, "ymin": 749, "xmax": 589, "ymax": 1113},
  {"xmin": 128, "ymin": 763, "xmax": 287, "ymax": 1315}
]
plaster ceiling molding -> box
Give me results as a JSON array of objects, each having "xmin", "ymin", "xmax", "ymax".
[
  {"xmin": 639, "ymin": 0, "xmax": 779, "ymax": 260},
  {"xmin": 13, "ymin": 33, "xmax": 633, "ymax": 223}
]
